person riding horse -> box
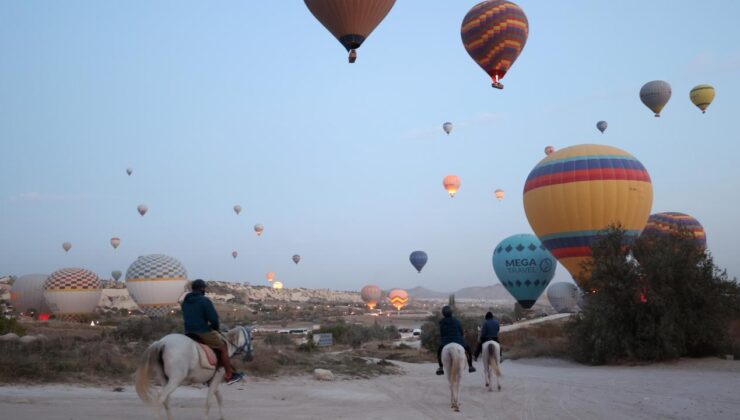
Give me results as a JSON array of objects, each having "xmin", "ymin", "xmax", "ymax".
[
  {"xmin": 182, "ymin": 279, "xmax": 244, "ymax": 385},
  {"xmin": 474, "ymin": 311, "xmax": 500, "ymax": 361},
  {"xmin": 436, "ymin": 305, "xmax": 476, "ymax": 375}
]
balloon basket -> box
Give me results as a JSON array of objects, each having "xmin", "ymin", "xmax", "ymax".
[
  {"xmin": 491, "ymin": 82, "xmax": 504, "ymax": 89},
  {"xmin": 348, "ymin": 50, "xmax": 357, "ymax": 63}
]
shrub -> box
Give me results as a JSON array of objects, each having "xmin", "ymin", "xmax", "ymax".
[
  {"xmin": 263, "ymin": 333, "xmax": 295, "ymax": 346},
  {"xmin": 0, "ymin": 317, "xmax": 26, "ymax": 336},
  {"xmin": 110, "ymin": 317, "xmax": 182, "ymax": 343},
  {"xmin": 318, "ymin": 321, "xmax": 400, "ymax": 348}
]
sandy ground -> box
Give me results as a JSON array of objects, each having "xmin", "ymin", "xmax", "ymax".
[{"xmin": 1, "ymin": 358, "xmax": 738, "ymax": 420}]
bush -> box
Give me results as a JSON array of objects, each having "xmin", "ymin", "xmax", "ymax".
[
  {"xmin": 420, "ymin": 313, "xmax": 481, "ymax": 353},
  {"xmin": 0, "ymin": 317, "xmax": 26, "ymax": 336},
  {"xmin": 567, "ymin": 226, "xmax": 740, "ymax": 364},
  {"xmin": 318, "ymin": 321, "xmax": 400, "ymax": 348},
  {"xmin": 263, "ymin": 333, "xmax": 295, "ymax": 346},
  {"xmin": 110, "ymin": 317, "xmax": 182, "ymax": 343}
]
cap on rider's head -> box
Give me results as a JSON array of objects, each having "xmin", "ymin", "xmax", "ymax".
[
  {"xmin": 191, "ymin": 279, "xmax": 207, "ymax": 293},
  {"xmin": 442, "ymin": 305, "xmax": 453, "ymax": 318},
  {"xmin": 485, "ymin": 311, "xmax": 493, "ymax": 320}
]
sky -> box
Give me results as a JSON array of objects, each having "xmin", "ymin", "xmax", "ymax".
[{"xmin": 2, "ymin": 1, "xmax": 739, "ymax": 293}]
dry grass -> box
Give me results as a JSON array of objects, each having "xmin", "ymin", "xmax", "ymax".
[{"xmin": 499, "ymin": 321, "xmax": 569, "ymax": 360}]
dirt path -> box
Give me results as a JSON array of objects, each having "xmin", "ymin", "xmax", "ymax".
[{"xmin": 1, "ymin": 358, "xmax": 738, "ymax": 420}]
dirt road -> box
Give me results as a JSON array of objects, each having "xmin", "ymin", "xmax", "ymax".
[{"xmin": 1, "ymin": 358, "xmax": 737, "ymax": 420}]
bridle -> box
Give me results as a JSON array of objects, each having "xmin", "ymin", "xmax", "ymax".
[{"xmin": 221, "ymin": 326, "xmax": 253, "ymax": 361}]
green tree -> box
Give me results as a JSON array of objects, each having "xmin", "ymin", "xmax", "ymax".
[{"xmin": 567, "ymin": 226, "xmax": 740, "ymax": 364}]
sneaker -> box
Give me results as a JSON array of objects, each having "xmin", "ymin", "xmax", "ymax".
[
  {"xmin": 435, "ymin": 367, "xmax": 444, "ymax": 375},
  {"xmin": 226, "ymin": 372, "xmax": 244, "ymax": 385},
  {"xmin": 468, "ymin": 366, "xmax": 476, "ymax": 373}
]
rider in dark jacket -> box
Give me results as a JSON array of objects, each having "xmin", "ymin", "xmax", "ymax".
[
  {"xmin": 436, "ymin": 305, "xmax": 476, "ymax": 375},
  {"xmin": 474, "ymin": 312, "xmax": 500, "ymax": 360},
  {"xmin": 181, "ymin": 279, "xmax": 243, "ymax": 384}
]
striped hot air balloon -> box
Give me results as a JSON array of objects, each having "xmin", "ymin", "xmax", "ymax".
[
  {"xmin": 388, "ymin": 289, "xmax": 408, "ymax": 311},
  {"xmin": 43, "ymin": 268, "xmax": 102, "ymax": 322},
  {"xmin": 461, "ymin": 0, "xmax": 529, "ymax": 89},
  {"xmin": 361, "ymin": 285, "xmax": 382, "ymax": 309},
  {"xmin": 523, "ymin": 144, "xmax": 653, "ymax": 285},
  {"xmin": 125, "ymin": 254, "xmax": 188, "ymax": 318},
  {"xmin": 642, "ymin": 212, "xmax": 707, "ymax": 249}
]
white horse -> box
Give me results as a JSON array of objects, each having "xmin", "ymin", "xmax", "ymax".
[
  {"xmin": 441, "ymin": 343, "xmax": 467, "ymax": 412},
  {"xmin": 134, "ymin": 326, "xmax": 253, "ymax": 420},
  {"xmin": 481, "ymin": 340, "xmax": 502, "ymax": 392}
]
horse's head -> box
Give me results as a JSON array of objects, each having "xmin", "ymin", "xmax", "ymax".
[{"xmin": 227, "ymin": 326, "xmax": 254, "ymax": 362}]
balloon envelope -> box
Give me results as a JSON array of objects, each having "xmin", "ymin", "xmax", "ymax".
[
  {"xmin": 523, "ymin": 144, "xmax": 653, "ymax": 285},
  {"xmin": 642, "ymin": 212, "xmax": 706, "ymax": 249},
  {"xmin": 111, "ymin": 270, "xmax": 122, "ymax": 282},
  {"xmin": 272, "ymin": 281, "xmax": 284, "ymax": 290},
  {"xmin": 640, "ymin": 80, "xmax": 672, "ymax": 117},
  {"xmin": 233, "ymin": 205, "xmax": 242, "ymax": 215},
  {"xmin": 493, "ymin": 234, "xmax": 556, "ymax": 309},
  {"xmin": 388, "ymin": 289, "xmax": 409, "ymax": 310},
  {"xmin": 544, "ymin": 146, "xmax": 555, "ymax": 155},
  {"xmin": 596, "ymin": 121, "xmax": 608, "ymax": 133},
  {"xmin": 690, "ymin": 84, "xmax": 715, "ymax": 113},
  {"xmin": 409, "ymin": 251, "xmax": 428, "ymax": 273},
  {"xmin": 254, "ymin": 224, "xmax": 264, "ymax": 236},
  {"xmin": 361, "ymin": 285, "xmax": 382, "ymax": 309},
  {"xmin": 443, "ymin": 175, "xmax": 461, "ymax": 197},
  {"xmin": 10, "ymin": 274, "xmax": 51, "ymax": 314},
  {"xmin": 43, "ymin": 268, "xmax": 102, "ymax": 321},
  {"xmin": 137, "ymin": 204, "xmax": 148, "ymax": 216},
  {"xmin": 292, "ymin": 254, "xmax": 301, "ymax": 264},
  {"xmin": 494, "ymin": 189, "xmax": 505, "ymax": 201},
  {"xmin": 232, "ymin": 251, "xmax": 238, "ymax": 259},
  {"xmin": 110, "ymin": 237, "xmax": 120, "ymax": 249},
  {"xmin": 546, "ymin": 282, "xmax": 579, "ymax": 313},
  {"xmin": 266, "ymin": 272, "xmax": 275, "ymax": 282},
  {"xmin": 126, "ymin": 168, "xmax": 132, "ymax": 176},
  {"xmin": 304, "ymin": 0, "xmax": 396, "ymax": 62},
  {"xmin": 125, "ymin": 254, "xmax": 188, "ymax": 318},
  {"xmin": 461, "ymin": 0, "xmax": 529, "ymax": 88},
  {"xmin": 443, "ymin": 122, "xmax": 453, "ymax": 135},
  {"xmin": 62, "ymin": 242, "xmax": 72, "ymax": 252}
]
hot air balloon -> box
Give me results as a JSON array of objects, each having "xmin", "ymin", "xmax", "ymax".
[
  {"xmin": 137, "ymin": 204, "xmax": 148, "ymax": 216},
  {"xmin": 292, "ymin": 254, "xmax": 301, "ymax": 264},
  {"xmin": 640, "ymin": 80, "xmax": 672, "ymax": 117},
  {"xmin": 254, "ymin": 224, "xmax": 264, "ymax": 236},
  {"xmin": 10, "ymin": 274, "xmax": 51, "ymax": 315},
  {"xmin": 443, "ymin": 122, "xmax": 453, "ymax": 135},
  {"xmin": 523, "ymin": 144, "xmax": 653, "ymax": 285},
  {"xmin": 232, "ymin": 251, "xmax": 238, "ymax": 259},
  {"xmin": 361, "ymin": 285, "xmax": 382, "ymax": 309},
  {"xmin": 233, "ymin": 205, "xmax": 242, "ymax": 215},
  {"xmin": 494, "ymin": 189, "xmax": 505, "ymax": 201},
  {"xmin": 272, "ymin": 281, "xmax": 284, "ymax": 290},
  {"xmin": 126, "ymin": 168, "xmax": 133, "ymax": 176},
  {"xmin": 125, "ymin": 254, "xmax": 188, "ymax": 318},
  {"xmin": 388, "ymin": 289, "xmax": 408, "ymax": 311},
  {"xmin": 266, "ymin": 272, "xmax": 275, "ymax": 282},
  {"xmin": 461, "ymin": 0, "xmax": 529, "ymax": 89},
  {"xmin": 43, "ymin": 268, "xmax": 102, "ymax": 322},
  {"xmin": 409, "ymin": 251, "xmax": 428, "ymax": 273},
  {"xmin": 596, "ymin": 121, "xmax": 608, "ymax": 134},
  {"xmin": 642, "ymin": 212, "xmax": 706, "ymax": 249},
  {"xmin": 111, "ymin": 270, "xmax": 122, "ymax": 282},
  {"xmin": 690, "ymin": 84, "xmax": 715, "ymax": 114},
  {"xmin": 110, "ymin": 237, "xmax": 120, "ymax": 249},
  {"xmin": 443, "ymin": 175, "xmax": 461, "ymax": 198},
  {"xmin": 304, "ymin": 0, "xmax": 396, "ymax": 63},
  {"xmin": 544, "ymin": 146, "xmax": 555, "ymax": 156},
  {"xmin": 546, "ymin": 282, "xmax": 578, "ymax": 313},
  {"xmin": 62, "ymin": 242, "xmax": 72, "ymax": 252},
  {"xmin": 493, "ymin": 234, "xmax": 556, "ymax": 309}
]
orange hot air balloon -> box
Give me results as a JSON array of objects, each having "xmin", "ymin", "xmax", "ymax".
[
  {"xmin": 523, "ymin": 144, "xmax": 653, "ymax": 285},
  {"xmin": 304, "ymin": 0, "xmax": 396, "ymax": 63},
  {"xmin": 443, "ymin": 175, "xmax": 461, "ymax": 198},
  {"xmin": 388, "ymin": 289, "xmax": 409, "ymax": 311},
  {"xmin": 266, "ymin": 272, "xmax": 275, "ymax": 282},
  {"xmin": 360, "ymin": 285, "xmax": 382, "ymax": 309},
  {"xmin": 494, "ymin": 189, "xmax": 505, "ymax": 201}
]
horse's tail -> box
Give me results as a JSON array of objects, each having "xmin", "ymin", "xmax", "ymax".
[
  {"xmin": 448, "ymin": 345, "xmax": 461, "ymax": 382},
  {"xmin": 135, "ymin": 340, "xmax": 165, "ymax": 405},
  {"xmin": 488, "ymin": 342, "xmax": 502, "ymax": 377}
]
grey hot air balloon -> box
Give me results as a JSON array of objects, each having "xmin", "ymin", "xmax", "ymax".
[
  {"xmin": 546, "ymin": 282, "xmax": 579, "ymax": 313},
  {"xmin": 292, "ymin": 254, "xmax": 301, "ymax": 264},
  {"xmin": 126, "ymin": 168, "xmax": 133, "ymax": 176},
  {"xmin": 62, "ymin": 242, "xmax": 72, "ymax": 252},
  {"xmin": 596, "ymin": 121, "xmax": 608, "ymax": 133},
  {"xmin": 640, "ymin": 80, "xmax": 672, "ymax": 117},
  {"xmin": 233, "ymin": 205, "xmax": 242, "ymax": 215},
  {"xmin": 137, "ymin": 204, "xmax": 148, "ymax": 216},
  {"xmin": 10, "ymin": 274, "xmax": 51, "ymax": 314},
  {"xmin": 111, "ymin": 270, "xmax": 122, "ymax": 282},
  {"xmin": 442, "ymin": 122, "xmax": 453, "ymax": 135}
]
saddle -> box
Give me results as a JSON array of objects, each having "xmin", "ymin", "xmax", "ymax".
[{"xmin": 185, "ymin": 333, "xmax": 219, "ymax": 370}]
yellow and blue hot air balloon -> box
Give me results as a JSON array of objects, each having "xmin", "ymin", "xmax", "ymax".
[
  {"xmin": 493, "ymin": 234, "xmax": 556, "ymax": 309},
  {"xmin": 523, "ymin": 144, "xmax": 653, "ymax": 285}
]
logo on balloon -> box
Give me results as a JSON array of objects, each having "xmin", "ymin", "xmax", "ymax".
[{"xmin": 539, "ymin": 258, "xmax": 553, "ymax": 273}]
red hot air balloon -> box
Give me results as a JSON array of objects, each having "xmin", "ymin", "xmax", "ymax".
[
  {"xmin": 461, "ymin": 0, "xmax": 529, "ymax": 89},
  {"xmin": 232, "ymin": 251, "xmax": 238, "ymax": 259}
]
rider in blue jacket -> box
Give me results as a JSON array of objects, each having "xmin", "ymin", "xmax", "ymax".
[
  {"xmin": 436, "ymin": 305, "xmax": 476, "ymax": 375},
  {"xmin": 474, "ymin": 311, "xmax": 500, "ymax": 361}
]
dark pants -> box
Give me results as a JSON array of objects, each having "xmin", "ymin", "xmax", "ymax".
[
  {"xmin": 437, "ymin": 343, "xmax": 473, "ymax": 368},
  {"xmin": 474, "ymin": 336, "xmax": 499, "ymax": 360}
]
